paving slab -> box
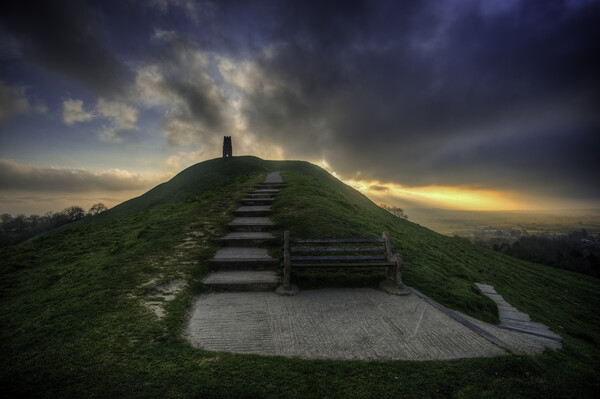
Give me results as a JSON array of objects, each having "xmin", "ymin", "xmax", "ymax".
[
  {"xmin": 241, "ymin": 198, "xmax": 274, "ymax": 205},
  {"xmin": 228, "ymin": 217, "xmax": 274, "ymax": 226},
  {"xmin": 220, "ymin": 232, "xmax": 275, "ymax": 240},
  {"xmin": 264, "ymin": 172, "xmax": 283, "ymax": 184},
  {"xmin": 253, "ymin": 189, "xmax": 279, "ymax": 194},
  {"xmin": 218, "ymin": 232, "xmax": 276, "ymax": 246},
  {"xmin": 203, "ymin": 271, "xmax": 279, "ymax": 291},
  {"xmin": 234, "ymin": 206, "xmax": 272, "ymax": 216},
  {"xmin": 475, "ymin": 282, "xmax": 562, "ymax": 344},
  {"xmin": 228, "ymin": 217, "xmax": 274, "ymax": 232},
  {"xmin": 204, "ymin": 270, "xmax": 279, "ymax": 284},
  {"xmin": 246, "ymin": 193, "xmax": 277, "ymax": 198},
  {"xmin": 212, "ymin": 247, "xmax": 273, "ymax": 260},
  {"xmin": 183, "ymin": 288, "xmax": 507, "ymax": 361}
]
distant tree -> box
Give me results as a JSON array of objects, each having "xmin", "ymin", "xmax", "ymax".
[
  {"xmin": 1, "ymin": 213, "xmax": 12, "ymax": 225},
  {"xmin": 0, "ymin": 206, "xmax": 90, "ymax": 248},
  {"xmin": 63, "ymin": 206, "xmax": 85, "ymax": 222},
  {"xmin": 379, "ymin": 203, "xmax": 408, "ymax": 219},
  {"xmin": 88, "ymin": 203, "xmax": 108, "ymax": 216},
  {"xmin": 27, "ymin": 214, "xmax": 41, "ymax": 227}
]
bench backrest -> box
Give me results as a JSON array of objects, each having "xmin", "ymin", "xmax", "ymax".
[{"xmin": 284, "ymin": 232, "xmax": 395, "ymax": 267}]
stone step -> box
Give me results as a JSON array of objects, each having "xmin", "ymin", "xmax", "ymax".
[
  {"xmin": 253, "ymin": 189, "xmax": 279, "ymax": 194},
  {"xmin": 228, "ymin": 217, "xmax": 274, "ymax": 232},
  {"xmin": 234, "ymin": 205, "xmax": 271, "ymax": 217},
  {"xmin": 217, "ymin": 232, "xmax": 276, "ymax": 246},
  {"xmin": 203, "ymin": 271, "xmax": 279, "ymax": 291},
  {"xmin": 263, "ymin": 172, "xmax": 283, "ymax": 184},
  {"xmin": 246, "ymin": 193, "xmax": 277, "ymax": 198},
  {"xmin": 210, "ymin": 247, "xmax": 279, "ymax": 269},
  {"xmin": 256, "ymin": 183, "xmax": 286, "ymax": 189},
  {"xmin": 241, "ymin": 198, "xmax": 274, "ymax": 205}
]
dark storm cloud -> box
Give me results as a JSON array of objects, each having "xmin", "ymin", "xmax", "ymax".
[
  {"xmin": 135, "ymin": 37, "xmax": 232, "ymax": 145},
  {"xmin": 0, "ymin": 0, "xmax": 130, "ymax": 96},
  {"xmin": 0, "ymin": 159, "xmax": 154, "ymax": 192},
  {"xmin": 227, "ymin": 0, "xmax": 600, "ymax": 201}
]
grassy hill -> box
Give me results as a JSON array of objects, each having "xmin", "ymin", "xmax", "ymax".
[
  {"xmin": 78, "ymin": 156, "xmax": 271, "ymax": 223},
  {"xmin": 1, "ymin": 156, "xmax": 599, "ymax": 398}
]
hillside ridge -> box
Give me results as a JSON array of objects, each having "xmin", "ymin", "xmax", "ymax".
[{"xmin": 1, "ymin": 156, "xmax": 598, "ymax": 397}]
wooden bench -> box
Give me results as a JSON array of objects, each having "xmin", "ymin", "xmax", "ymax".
[{"xmin": 276, "ymin": 231, "xmax": 410, "ymax": 296}]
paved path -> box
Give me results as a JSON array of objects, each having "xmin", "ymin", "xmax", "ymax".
[
  {"xmin": 469, "ymin": 283, "xmax": 562, "ymax": 354},
  {"xmin": 184, "ymin": 288, "xmax": 506, "ymax": 360}
]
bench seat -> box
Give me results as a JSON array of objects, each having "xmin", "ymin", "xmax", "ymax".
[{"xmin": 276, "ymin": 231, "xmax": 410, "ymax": 296}]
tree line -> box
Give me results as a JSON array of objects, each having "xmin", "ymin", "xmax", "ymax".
[
  {"xmin": 469, "ymin": 229, "xmax": 600, "ymax": 278},
  {"xmin": 0, "ymin": 203, "xmax": 108, "ymax": 247},
  {"xmin": 379, "ymin": 203, "xmax": 409, "ymax": 219}
]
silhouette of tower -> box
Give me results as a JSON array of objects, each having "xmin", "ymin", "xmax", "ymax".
[{"xmin": 223, "ymin": 136, "xmax": 232, "ymax": 157}]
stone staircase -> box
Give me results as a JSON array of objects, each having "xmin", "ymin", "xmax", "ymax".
[{"xmin": 203, "ymin": 172, "xmax": 284, "ymax": 291}]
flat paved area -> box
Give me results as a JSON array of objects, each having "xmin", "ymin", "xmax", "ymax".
[{"xmin": 184, "ymin": 288, "xmax": 507, "ymax": 360}]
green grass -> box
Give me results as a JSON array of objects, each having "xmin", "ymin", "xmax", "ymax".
[{"xmin": 1, "ymin": 156, "xmax": 599, "ymax": 398}]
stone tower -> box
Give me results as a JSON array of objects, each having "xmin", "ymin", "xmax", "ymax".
[{"xmin": 223, "ymin": 136, "xmax": 232, "ymax": 157}]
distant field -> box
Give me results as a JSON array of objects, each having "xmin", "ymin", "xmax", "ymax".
[{"xmin": 407, "ymin": 208, "xmax": 600, "ymax": 237}]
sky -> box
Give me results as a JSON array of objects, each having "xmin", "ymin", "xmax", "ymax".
[{"xmin": 0, "ymin": 0, "xmax": 599, "ymax": 215}]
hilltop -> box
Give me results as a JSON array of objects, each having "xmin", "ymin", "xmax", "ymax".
[{"xmin": 1, "ymin": 156, "xmax": 598, "ymax": 398}]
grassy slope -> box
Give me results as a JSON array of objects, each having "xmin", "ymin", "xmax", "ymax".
[
  {"xmin": 1, "ymin": 157, "xmax": 599, "ymax": 398},
  {"xmin": 79, "ymin": 156, "xmax": 270, "ymax": 224}
]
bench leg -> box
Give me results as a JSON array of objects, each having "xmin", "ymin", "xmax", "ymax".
[
  {"xmin": 380, "ymin": 253, "xmax": 410, "ymax": 296},
  {"xmin": 276, "ymin": 231, "xmax": 299, "ymax": 295},
  {"xmin": 276, "ymin": 264, "xmax": 299, "ymax": 296},
  {"xmin": 283, "ymin": 261, "xmax": 291, "ymax": 290}
]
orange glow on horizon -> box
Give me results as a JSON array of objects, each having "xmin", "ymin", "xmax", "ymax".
[{"xmin": 339, "ymin": 177, "xmax": 525, "ymax": 211}]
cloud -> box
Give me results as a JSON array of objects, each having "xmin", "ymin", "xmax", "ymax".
[
  {"xmin": 0, "ymin": 159, "xmax": 158, "ymax": 192},
  {"xmin": 133, "ymin": 45, "xmax": 232, "ymax": 146},
  {"xmin": 164, "ymin": 149, "xmax": 209, "ymax": 172},
  {"xmin": 61, "ymin": 97, "xmax": 139, "ymax": 141},
  {"xmin": 96, "ymin": 98, "xmax": 139, "ymax": 142},
  {"xmin": 0, "ymin": 82, "xmax": 29, "ymax": 121},
  {"xmin": 210, "ymin": 0, "xmax": 600, "ymax": 203},
  {"xmin": 62, "ymin": 99, "xmax": 94, "ymax": 124},
  {"xmin": 96, "ymin": 98, "xmax": 139, "ymax": 131},
  {"xmin": 0, "ymin": 0, "xmax": 130, "ymax": 96},
  {"xmin": 151, "ymin": 28, "xmax": 178, "ymax": 42},
  {"xmin": 0, "ymin": 81, "xmax": 46, "ymax": 121},
  {"xmin": 148, "ymin": 0, "xmax": 215, "ymax": 23}
]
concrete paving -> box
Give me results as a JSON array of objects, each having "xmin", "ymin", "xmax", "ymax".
[
  {"xmin": 474, "ymin": 283, "xmax": 562, "ymax": 353},
  {"xmin": 218, "ymin": 232, "xmax": 276, "ymax": 246},
  {"xmin": 264, "ymin": 172, "xmax": 283, "ymax": 183},
  {"xmin": 228, "ymin": 217, "xmax": 274, "ymax": 227},
  {"xmin": 220, "ymin": 232, "xmax": 275, "ymax": 240},
  {"xmin": 213, "ymin": 247, "xmax": 273, "ymax": 260},
  {"xmin": 241, "ymin": 198, "xmax": 274, "ymax": 205},
  {"xmin": 253, "ymin": 189, "xmax": 279, "ymax": 194},
  {"xmin": 184, "ymin": 288, "xmax": 507, "ymax": 361},
  {"xmin": 203, "ymin": 271, "xmax": 279, "ymax": 291},
  {"xmin": 246, "ymin": 193, "xmax": 277, "ymax": 198},
  {"xmin": 234, "ymin": 206, "xmax": 272, "ymax": 217},
  {"xmin": 227, "ymin": 217, "xmax": 274, "ymax": 232}
]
